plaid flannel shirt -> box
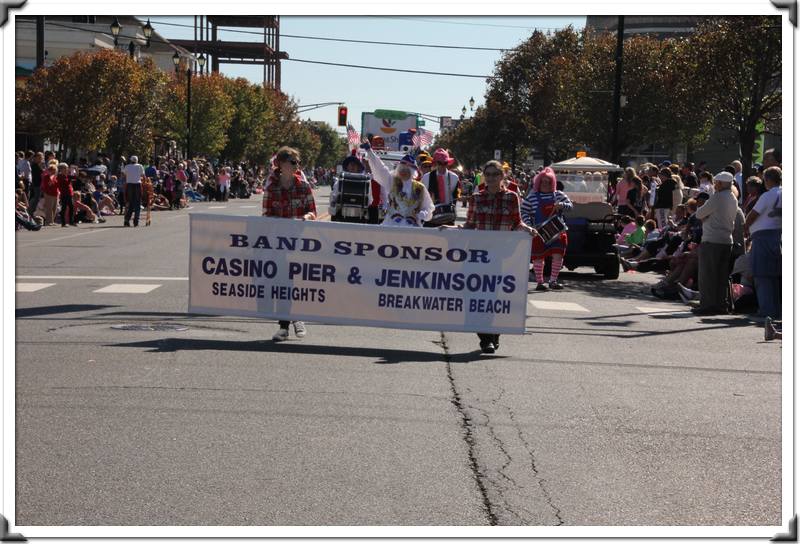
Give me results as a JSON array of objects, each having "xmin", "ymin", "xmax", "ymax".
[
  {"xmin": 262, "ymin": 174, "xmax": 317, "ymax": 219},
  {"xmin": 464, "ymin": 188, "xmax": 523, "ymax": 231}
]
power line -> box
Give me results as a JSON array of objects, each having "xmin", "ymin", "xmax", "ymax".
[
  {"xmin": 146, "ymin": 18, "xmax": 508, "ymax": 51},
  {"xmin": 373, "ymin": 16, "xmax": 576, "ymax": 30},
  {"xmin": 33, "ymin": 21, "xmax": 497, "ymax": 79},
  {"xmin": 286, "ymin": 58, "xmax": 494, "ymax": 79}
]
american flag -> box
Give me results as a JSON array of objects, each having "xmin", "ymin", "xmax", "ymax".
[
  {"xmin": 412, "ymin": 128, "xmax": 434, "ymax": 148},
  {"xmin": 346, "ymin": 124, "xmax": 360, "ymax": 149}
]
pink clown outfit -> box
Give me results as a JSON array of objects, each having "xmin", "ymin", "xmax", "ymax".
[{"xmin": 521, "ymin": 167, "xmax": 573, "ymax": 290}]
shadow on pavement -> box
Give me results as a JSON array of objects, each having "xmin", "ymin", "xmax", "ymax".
[
  {"xmin": 526, "ymin": 316, "xmax": 754, "ymax": 339},
  {"xmin": 16, "ymin": 304, "xmax": 120, "ymax": 318},
  {"xmin": 105, "ymin": 338, "xmax": 501, "ymax": 364}
]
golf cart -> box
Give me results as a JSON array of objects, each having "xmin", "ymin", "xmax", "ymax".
[{"xmin": 550, "ymin": 156, "xmax": 623, "ymax": 279}]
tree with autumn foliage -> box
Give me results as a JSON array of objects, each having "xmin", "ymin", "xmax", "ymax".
[
  {"xmin": 16, "ymin": 49, "xmax": 140, "ymax": 160},
  {"xmin": 105, "ymin": 56, "xmax": 170, "ymax": 165}
]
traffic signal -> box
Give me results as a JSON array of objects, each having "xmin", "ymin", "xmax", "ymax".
[{"xmin": 337, "ymin": 106, "xmax": 348, "ymax": 126}]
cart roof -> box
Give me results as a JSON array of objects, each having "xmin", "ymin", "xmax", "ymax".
[{"xmin": 550, "ymin": 156, "xmax": 623, "ymax": 172}]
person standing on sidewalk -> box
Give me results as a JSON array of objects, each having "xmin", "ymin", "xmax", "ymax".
[
  {"xmin": 56, "ymin": 163, "xmax": 75, "ymax": 227},
  {"xmin": 262, "ymin": 146, "xmax": 317, "ymax": 343},
  {"xmin": 653, "ymin": 167, "xmax": 676, "ymax": 229},
  {"xmin": 440, "ymin": 160, "xmax": 538, "ymax": 353},
  {"xmin": 745, "ymin": 166, "xmax": 782, "ymax": 321},
  {"xmin": 122, "ymin": 156, "xmax": 145, "ymax": 227},
  {"xmin": 692, "ymin": 171, "xmax": 738, "ymax": 315},
  {"xmin": 27, "ymin": 152, "xmax": 44, "ymax": 215}
]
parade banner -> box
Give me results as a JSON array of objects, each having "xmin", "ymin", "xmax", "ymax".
[{"xmin": 189, "ymin": 215, "xmax": 532, "ymax": 333}]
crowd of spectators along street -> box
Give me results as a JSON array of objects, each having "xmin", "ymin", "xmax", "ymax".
[
  {"xmin": 609, "ymin": 151, "xmax": 782, "ymax": 337},
  {"xmin": 13, "ymin": 150, "xmax": 306, "ymax": 229}
]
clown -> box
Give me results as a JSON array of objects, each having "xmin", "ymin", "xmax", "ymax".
[
  {"xmin": 421, "ymin": 148, "xmax": 461, "ymax": 227},
  {"xmin": 362, "ymin": 141, "xmax": 434, "ymax": 227},
  {"xmin": 521, "ymin": 166, "xmax": 573, "ymax": 290}
]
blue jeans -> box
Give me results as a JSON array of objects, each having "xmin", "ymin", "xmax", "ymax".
[{"xmin": 751, "ymin": 229, "xmax": 781, "ymax": 319}]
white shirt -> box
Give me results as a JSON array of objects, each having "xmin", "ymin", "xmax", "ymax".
[
  {"xmin": 750, "ymin": 186, "xmax": 781, "ymax": 233},
  {"xmin": 365, "ymin": 149, "xmax": 434, "ymax": 225},
  {"xmin": 17, "ymin": 159, "xmax": 31, "ymax": 181},
  {"xmin": 123, "ymin": 163, "xmax": 145, "ymax": 184}
]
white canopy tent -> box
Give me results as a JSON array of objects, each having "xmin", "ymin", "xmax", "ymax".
[
  {"xmin": 549, "ymin": 156, "xmax": 621, "ymax": 205},
  {"xmin": 549, "ymin": 156, "xmax": 623, "ymax": 172}
]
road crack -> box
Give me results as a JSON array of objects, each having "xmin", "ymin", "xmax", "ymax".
[
  {"xmin": 439, "ymin": 332, "xmax": 499, "ymax": 526},
  {"xmin": 507, "ymin": 405, "xmax": 565, "ymax": 526}
]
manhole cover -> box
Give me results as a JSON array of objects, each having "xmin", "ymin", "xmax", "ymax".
[{"xmin": 111, "ymin": 323, "xmax": 189, "ymax": 332}]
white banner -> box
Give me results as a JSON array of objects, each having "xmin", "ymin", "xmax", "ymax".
[{"xmin": 189, "ymin": 215, "xmax": 532, "ymax": 334}]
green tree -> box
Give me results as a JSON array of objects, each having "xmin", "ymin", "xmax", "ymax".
[
  {"xmin": 163, "ymin": 71, "xmax": 235, "ymax": 158},
  {"xmin": 221, "ymin": 78, "xmax": 275, "ymax": 163},
  {"xmin": 690, "ymin": 16, "xmax": 781, "ymax": 177},
  {"xmin": 306, "ymin": 121, "xmax": 347, "ymax": 168}
]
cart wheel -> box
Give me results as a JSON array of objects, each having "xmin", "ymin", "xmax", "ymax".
[{"xmin": 600, "ymin": 256, "xmax": 620, "ymax": 280}]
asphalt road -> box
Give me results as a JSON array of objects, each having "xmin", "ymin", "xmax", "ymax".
[{"xmin": 13, "ymin": 186, "xmax": 782, "ymax": 530}]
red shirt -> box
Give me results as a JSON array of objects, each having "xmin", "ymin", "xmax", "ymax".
[
  {"xmin": 56, "ymin": 174, "xmax": 73, "ymax": 196},
  {"xmin": 369, "ymin": 179, "xmax": 382, "ymax": 208},
  {"xmin": 261, "ymin": 173, "xmax": 317, "ymax": 219},
  {"xmin": 464, "ymin": 187, "xmax": 523, "ymax": 231},
  {"xmin": 41, "ymin": 173, "xmax": 59, "ymax": 196}
]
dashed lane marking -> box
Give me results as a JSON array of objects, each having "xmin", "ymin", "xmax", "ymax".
[
  {"xmin": 92, "ymin": 284, "xmax": 162, "ymax": 294},
  {"xmin": 208, "ymin": 206, "xmax": 227, "ymax": 209},
  {"xmin": 16, "ymin": 283, "xmax": 56, "ymax": 293},
  {"xmin": 529, "ymin": 300, "xmax": 590, "ymax": 312},
  {"xmin": 238, "ymin": 205, "xmax": 258, "ymax": 208}
]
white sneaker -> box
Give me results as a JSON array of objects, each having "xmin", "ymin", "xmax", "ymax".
[
  {"xmin": 293, "ymin": 321, "xmax": 307, "ymax": 338},
  {"xmin": 677, "ymin": 282, "xmax": 698, "ymax": 301},
  {"xmin": 272, "ymin": 328, "xmax": 289, "ymax": 342}
]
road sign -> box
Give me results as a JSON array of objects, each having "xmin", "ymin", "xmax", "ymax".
[{"xmin": 494, "ymin": 149, "xmax": 501, "ymax": 160}]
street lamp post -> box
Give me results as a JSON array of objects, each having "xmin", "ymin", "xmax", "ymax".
[
  {"xmin": 110, "ymin": 17, "xmax": 121, "ymax": 47},
  {"xmin": 173, "ymin": 53, "xmax": 206, "ymax": 160},
  {"xmin": 110, "ymin": 17, "xmax": 151, "ymax": 59}
]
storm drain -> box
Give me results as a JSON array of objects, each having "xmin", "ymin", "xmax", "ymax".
[{"xmin": 110, "ymin": 323, "xmax": 189, "ymax": 332}]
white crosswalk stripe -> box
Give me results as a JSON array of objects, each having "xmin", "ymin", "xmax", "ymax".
[
  {"xmin": 529, "ymin": 300, "xmax": 590, "ymax": 312},
  {"xmin": 16, "ymin": 283, "xmax": 56, "ymax": 293},
  {"xmin": 93, "ymin": 284, "xmax": 162, "ymax": 294},
  {"xmin": 636, "ymin": 306, "xmax": 691, "ymax": 314},
  {"xmin": 238, "ymin": 205, "xmax": 258, "ymax": 208}
]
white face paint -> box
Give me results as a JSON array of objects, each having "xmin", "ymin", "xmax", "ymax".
[{"xmin": 397, "ymin": 165, "xmax": 412, "ymax": 180}]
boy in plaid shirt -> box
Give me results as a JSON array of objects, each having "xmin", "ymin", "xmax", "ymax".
[
  {"xmin": 263, "ymin": 147, "xmax": 317, "ymax": 342},
  {"xmin": 441, "ymin": 160, "xmax": 537, "ymax": 353}
]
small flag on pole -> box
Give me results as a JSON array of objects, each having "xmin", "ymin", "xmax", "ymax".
[
  {"xmin": 412, "ymin": 128, "xmax": 433, "ymax": 148},
  {"xmin": 346, "ymin": 124, "xmax": 360, "ymax": 149}
]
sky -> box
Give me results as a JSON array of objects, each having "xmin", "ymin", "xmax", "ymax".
[{"xmin": 143, "ymin": 16, "xmax": 585, "ymax": 137}]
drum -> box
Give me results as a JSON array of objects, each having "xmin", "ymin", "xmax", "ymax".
[
  {"xmin": 537, "ymin": 215, "xmax": 567, "ymax": 244},
  {"xmin": 426, "ymin": 203, "xmax": 456, "ymax": 226}
]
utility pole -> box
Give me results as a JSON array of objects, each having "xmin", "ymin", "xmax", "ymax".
[
  {"xmin": 187, "ymin": 69, "xmax": 192, "ymax": 160},
  {"xmin": 36, "ymin": 16, "xmax": 44, "ymax": 69},
  {"xmin": 610, "ymin": 15, "xmax": 624, "ymax": 165}
]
